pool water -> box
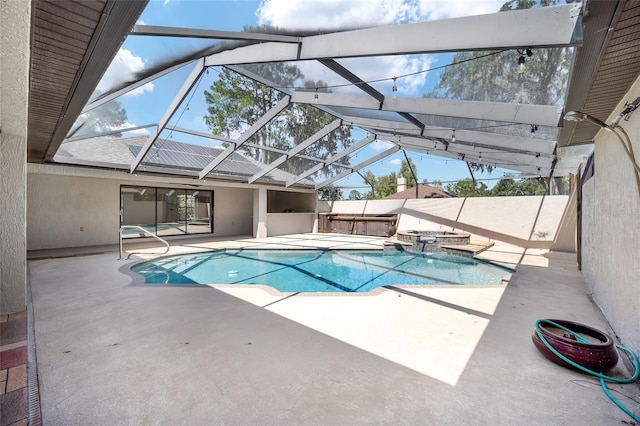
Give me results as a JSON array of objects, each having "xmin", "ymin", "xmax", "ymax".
[{"xmin": 131, "ymin": 250, "xmax": 511, "ymax": 292}]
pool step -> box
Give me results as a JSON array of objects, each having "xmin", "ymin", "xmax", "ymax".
[{"xmin": 440, "ymin": 241, "xmax": 495, "ymax": 257}]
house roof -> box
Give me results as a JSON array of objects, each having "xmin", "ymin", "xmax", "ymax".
[
  {"xmin": 383, "ymin": 184, "xmax": 454, "ymax": 200},
  {"xmin": 55, "ymin": 135, "xmax": 313, "ymax": 185}
]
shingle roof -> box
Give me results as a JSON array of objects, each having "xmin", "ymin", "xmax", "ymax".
[
  {"xmin": 383, "ymin": 184, "xmax": 454, "ymax": 199},
  {"xmin": 54, "ymin": 136, "xmax": 312, "ymax": 185}
]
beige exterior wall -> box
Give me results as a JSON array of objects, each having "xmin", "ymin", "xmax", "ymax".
[
  {"xmin": 27, "ymin": 174, "xmax": 121, "ymax": 249},
  {"xmin": 582, "ymin": 76, "xmax": 640, "ymax": 356},
  {"xmin": 267, "ymin": 213, "xmax": 316, "ymax": 236},
  {"xmin": 214, "ymin": 187, "xmax": 254, "ymax": 237},
  {"xmin": 329, "ymin": 195, "xmax": 573, "ymax": 250},
  {"xmin": 1, "ymin": 0, "xmax": 30, "ymax": 313},
  {"xmin": 27, "ymin": 165, "xmax": 313, "ymax": 250}
]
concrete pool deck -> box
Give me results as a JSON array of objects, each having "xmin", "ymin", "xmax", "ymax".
[{"xmin": 25, "ymin": 233, "xmax": 640, "ymax": 424}]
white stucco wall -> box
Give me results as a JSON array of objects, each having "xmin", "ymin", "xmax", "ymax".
[
  {"xmin": 329, "ymin": 195, "xmax": 572, "ymax": 249},
  {"xmin": 1, "ymin": 0, "xmax": 30, "ymax": 313},
  {"xmin": 581, "ymin": 76, "xmax": 640, "ymax": 355},
  {"xmin": 27, "ymin": 174, "xmax": 121, "ymax": 249},
  {"xmin": 214, "ymin": 187, "xmax": 253, "ymax": 236},
  {"xmin": 27, "ymin": 165, "xmax": 308, "ymax": 250},
  {"xmin": 267, "ymin": 213, "xmax": 316, "ymax": 236}
]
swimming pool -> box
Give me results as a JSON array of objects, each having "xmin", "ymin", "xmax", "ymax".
[{"xmin": 131, "ymin": 250, "xmax": 511, "ymax": 292}]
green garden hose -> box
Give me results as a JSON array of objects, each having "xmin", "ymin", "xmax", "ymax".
[{"xmin": 534, "ymin": 319, "xmax": 640, "ymax": 422}]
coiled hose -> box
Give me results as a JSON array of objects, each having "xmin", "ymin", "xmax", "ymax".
[{"xmin": 534, "ymin": 319, "xmax": 640, "ymax": 422}]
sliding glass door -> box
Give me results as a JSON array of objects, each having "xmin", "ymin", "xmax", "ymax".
[{"xmin": 121, "ymin": 186, "xmax": 213, "ymax": 238}]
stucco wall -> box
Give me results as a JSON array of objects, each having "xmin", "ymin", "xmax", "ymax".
[
  {"xmin": 267, "ymin": 213, "xmax": 316, "ymax": 236},
  {"xmin": 328, "ymin": 195, "xmax": 572, "ymax": 250},
  {"xmin": 213, "ymin": 187, "xmax": 254, "ymax": 236},
  {"xmin": 581, "ymin": 76, "xmax": 640, "ymax": 355},
  {"xmin": 1, "ymin": 0, "xmax": 30, "ymax": 313},
  {"xmin": 27, "ymin": 167, "xmax": 267, "ymax": 250},
  {"xmin": 27, "ymin": 174, "xmax": 120, "ymax": 249}
]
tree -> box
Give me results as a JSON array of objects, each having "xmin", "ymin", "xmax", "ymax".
[
  {"xmin": 490, "ymin": 178, "xmax": 519, "ymax": 196},
  {"xmin": 430, "ymin": 179, "xmax": 444, "ymax": 189},
  {"xmin": 446, "ymin": 178, "xmax": 489, "ymax": 197},
  {"xmin": 359, "ymin": 159, "xmax": 420, "ymax": 199},
  {"xmin": 519, "ymin": 177, "xmax": 548, "ymax": 195},
  {"xmin": 399, "ymin": 158, "xmax": 418, "ymax": 187},
  {"xmin": 72, "ymin": 91, "xmax": 128, "ymax": 138},
  {"xmin": 376, "ymin": 172, "xmax": 398, "ymax": 198},
  {"xmin": 466, "ymin": 162, "xmax": 494, "ymax": 197},
  {"xmin": 427, "ymin": 0, "xmax": 572, "ymax": 147},
  {"xmin": 490, "ymin": 177, "xmax": 548, "ymax": 196},
  {"xmin": 203, "ymin": 66, "xmax": 353, "ymax": 179},
  {"xmin": 203, "ymin": 64, "xmax": 300, "ymax": 165},
  {"xmin": 347, "ymin": 190, "xmax": 363, "ymax": 200},
  {"xmin": 318, "ymin": 187, "xmax": 343, "ymax": 201}
]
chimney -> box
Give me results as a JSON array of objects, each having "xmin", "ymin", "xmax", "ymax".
[{"xmin": 397, "ymin": 177, "xmax": 406, "ymax": 193}]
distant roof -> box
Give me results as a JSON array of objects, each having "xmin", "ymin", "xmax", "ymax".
[{"xmin": 384, "ymin": 184, "xmax": 454, "ymax": 199}]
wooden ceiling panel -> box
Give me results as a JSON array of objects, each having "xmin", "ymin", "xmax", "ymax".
[
  {"xmin": 34, "ymin": 1, "xmax": 105, "ymax": 30},
  {"xmin": 27, "ymin": 0, "xmax": 148, "ymax": 163}
]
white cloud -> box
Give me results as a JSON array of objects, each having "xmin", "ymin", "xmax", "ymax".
[
  {"xmin": 336, "ymin": 55, "xmax": 436, "ymax": 96},
  {"xmin": 97, "ymin": 49, "xmax": 154, "ymax": 96},
  {"xmin": 163, "ymin": 0, "xmax": 171, "ymax": 6},
  {"xmin": 370, "ymin": 139, "xmax": 394, "ymax": 152},
  {"xmin": 257, "ymin": 0, "xmax": 508, "ymax": 31},
  {"xmin": 123, "ymin": 123, "xmax": 151, "ymax": 136},
  {"xmin": 256, "ymin": 0, "xmax": 495, "ymax": 96},
  {"xmin": 416, "ymin": 0, "xmax": 507, "ymax": 21},
  {"xmin": 389, "ymin": 158, "xmax": 402, "ymax": 165},
  {"xmin": 257, "ymin": 0, "xmax": 412, "ymax": 30}
]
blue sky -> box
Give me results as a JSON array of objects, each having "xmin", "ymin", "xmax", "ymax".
[{"xmin": 97, "ymin": 0, "xmax": 529, "ymax": 191}]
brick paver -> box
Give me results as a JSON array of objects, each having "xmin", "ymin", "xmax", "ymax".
[
  {"xmin": 7, "ymin": 365, "xmax": 27, "ymax": 393},
  {"xmin": 0, "ymin": 347, "xmax": 27, "ymax": 370},
  {"xmin": 0, "ymin": 311, "xmax": 29, "ymax": 426}
]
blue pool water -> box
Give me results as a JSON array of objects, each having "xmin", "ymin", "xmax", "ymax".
[{"xmin": 131, "ymin": 250, "xmax": 511, "ymax": 292}]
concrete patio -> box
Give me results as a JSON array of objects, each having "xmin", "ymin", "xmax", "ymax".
[{"xmin": 25, "ymin": 234, "xmax": 640, "ymax": 424}]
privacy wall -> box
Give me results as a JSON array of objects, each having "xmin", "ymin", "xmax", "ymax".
[{"xmin": 320, "ymin": 194, "xmax": 574, "ymax": 251}]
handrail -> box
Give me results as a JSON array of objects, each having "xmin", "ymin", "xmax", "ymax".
[{"xmin": 119, "ymin": 226, "xmax": 170, "ymax": 260}]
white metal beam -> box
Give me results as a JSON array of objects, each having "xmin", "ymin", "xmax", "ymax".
[
  {"xmin": 339, "ymin": 115, "xmax": 422, "ymax": 134},
  {"xmin": 421, "ymin": 128, "xmax": 556, "ymax": 155},
  {"xmin": 389, "ymin": 134, "xmax": 552, "ymax": 172},
  {"xmin": 316, "ymin": 146, "xmax": 400, "ymax": 189},
  {"xmin": 206, "ymin": 4, "xmax": 581, "ymax": 66},
  {"xmin": 248, "ymin": 118, "xmax": 342, "ymax": 184},
  {"xmin": 82, "ymin": 62, "xmax": 191, "ymax": 114},
  {"xmin": 291, "ymin": 92, "xmax": 562, "ymax": 128},
  {"xmin": 66, "ymin": 123, "xmax": 157, "ymax": 142},
  {"xmin": 286, "ymin": 134, "xmax": 376, "ymax": 187},
  {"xmin": 165, "ymin": 125, "xmax": 236, "ymax": 144},
  {"xmin": 381, "ymin": 130, "xmax": 555, "ymax": 157},
  {"xmin": 130, "ymin": 59, "xmax": 205, "ymax": 173},
  {"xmin": 130, "ymin": 25, "xmax": 301, "ymax": 43},
  {"xmin": 198, "ymin": 95, "xmax": 291, "ymax": 179}
]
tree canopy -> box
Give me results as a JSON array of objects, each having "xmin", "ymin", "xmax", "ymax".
[
  {"xmin": 430, "ymin": 0, "xmax": 571, "ymax": 107},
  {"xmin": 76, "ymin": 91, "xmax": 128, "ymax": 138},
  {"xmin": 446, "ymin": 177, "xmax": 548, "ymax": 197},
  {"xmin": 203, "ymin": 65, "xmax": 353, "ymax": 178},
  {"xmin": 358, "ymin": 159, "xmax": 418, "ymax": 199}
]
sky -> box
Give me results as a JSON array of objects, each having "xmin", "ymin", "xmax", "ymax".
[{"xmin": 93, "ymin": 0, "xmax": 538, "ymax": 193}]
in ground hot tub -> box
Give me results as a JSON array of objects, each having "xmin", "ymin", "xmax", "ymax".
[{"xmin": 395, "ymin": 230, "xmax": 471, "ymax": 253}]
